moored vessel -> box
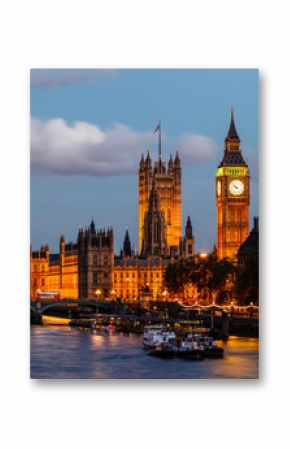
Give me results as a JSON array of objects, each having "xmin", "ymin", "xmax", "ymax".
[
  {"xmin": 148, "ymin": 342, "xmax": 176, "ymax": 358},
  {"xmin": 175, "ymin": 340, "xmax": 204, "ymax": 360},
  {"xmin": 192, "ymin": 334, "xmax": 224, "ymax": 358},
  {"xmin": 143, "ymin": 325, "xmax": 176, "ymax": 349}
]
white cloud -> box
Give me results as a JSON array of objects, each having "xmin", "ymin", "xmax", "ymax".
[
  {"xmin": 31, "ymin": 69, "xmax": 117, "ymax": 89},
  {"xmin": 31, "ymin": 118, "xmax": 218, "ymax": 176},
  {"xmin": 175, "ymin": 134, "xmax": 219, "ymax": 164}
]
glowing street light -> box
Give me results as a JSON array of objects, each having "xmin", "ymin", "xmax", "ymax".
[
  {"xmin": 200, "ymin": 252, "xmax": 208, "ymax": 259},
  {"xmin": 162, "ymin": 289, "xmax": 168, "ymax": 301},
  {"xmin": 95, "ymin": 289, "xmax": 102, "ymax": 299}
]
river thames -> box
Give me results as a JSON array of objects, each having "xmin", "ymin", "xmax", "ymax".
[{"xmin": 31, "ymin": 325, "xmax": 259, "ymax": 379}]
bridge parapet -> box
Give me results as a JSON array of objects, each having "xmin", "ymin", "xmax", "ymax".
[{"xmin": 30, "ymin": 299, "xmax": 109, "ymax": 314}]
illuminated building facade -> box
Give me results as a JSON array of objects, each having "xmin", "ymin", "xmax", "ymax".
[
  {"xmin": 30, "ymin": 236, "xmax": 79, "ymax": 299},
  {"xmin": 30, "ymin": 216, "xmax": 194, "ymax": 301},
  {"xmin": 78, "ymin": 222, "xmax": 114, "ymax": 300},
  {"xmin": 139, "ymin": 150, "xmax": 182, "ymax": 255},
  {"xmin": 30, "ymin": 130, "xmax": 192, "ymax": 300},
  {"xmin": 216, "ymin": 110, "xmax": 250, "ymax": 260}
]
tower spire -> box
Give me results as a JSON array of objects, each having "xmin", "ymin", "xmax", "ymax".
[{"xmin": 225, "ymin": 106, "xmax": 240, "ymax": 142}]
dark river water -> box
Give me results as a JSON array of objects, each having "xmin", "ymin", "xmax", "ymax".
[{"xmin": 31, "ymin": 325, "xmax": 259, "ymax": 379}]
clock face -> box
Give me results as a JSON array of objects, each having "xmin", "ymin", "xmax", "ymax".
[
  {"xmin": 229, "ymin": 179, "xmax": 244, "ymax": 196},
  {"xmin": 217, "ymin": 180, "xmax": 221, "ymax": 196}
]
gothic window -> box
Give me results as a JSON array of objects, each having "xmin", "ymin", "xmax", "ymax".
[
  {"xmin": 104, "ymin": 272, "xmax": 108, "ymax": 279},
  {"xmin": 104, "ymin": 256, "xmax": 109, "ymax": 265},
  {"xmin": 167, "ymin": 208, "xmax": 171, "ymax": 225},
  {"xmin": 93, "ymin": 272, "xmax": 98, "ymax": 286},
  {"xmin": 41, "ymin": 278, "xmax": 45, "ymax": 287},
  {"xmin": 188, "ymin": 244, "xmax": 193, "ymax": 254},
  {"xmin": 93, "ymin": 255, "xmax": 97, "ymax": 266}
]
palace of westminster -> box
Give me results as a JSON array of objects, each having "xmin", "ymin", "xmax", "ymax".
[{"xmin": 30, "ymin": 111, "xmax": 254, "ymax": 301}]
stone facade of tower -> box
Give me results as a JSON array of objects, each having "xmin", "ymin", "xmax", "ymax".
[
  {"xmin": 142, "ymin": 176, "xmax": 167, "ymax": 256},
  {"xmin": 139, "ymin": 152, "xmax": 182, "ymax": 255},
  {"xmin": 216, "ymin": 110, "xmax": 250, "ymax": 260},
  {"xmin": 78, "ymin": 221, "xmax": 114, "ymax": 299}
]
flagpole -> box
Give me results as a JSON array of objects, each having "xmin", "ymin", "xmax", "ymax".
[{"xmin": 158, "ymin": 120, "xmax": 161, "ymax": 158}]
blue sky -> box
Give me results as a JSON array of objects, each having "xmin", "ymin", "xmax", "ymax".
[{"xmin": 31, "ymin": 69, "xmax": 258, "ymax": 253}]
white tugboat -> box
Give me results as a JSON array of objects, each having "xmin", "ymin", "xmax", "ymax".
[
  {"xmin": 191, "ymin": 334, "xmax": 224, "ymax": 358},
  {"xmin": 143, "ymin": 325, "xmax": 176, "ymax": 350}
]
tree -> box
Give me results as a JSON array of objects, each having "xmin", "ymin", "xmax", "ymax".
[
  {"xmin": 164, "ymin": 260, "xmax": 191, "ymax": 298},
  {"xmin": 191, "ymin": 256, "xmax": 236, "ymax": 304},
  {"xmin": 165, "ymin": 256, "xmax": 237, "ymax": 305}
]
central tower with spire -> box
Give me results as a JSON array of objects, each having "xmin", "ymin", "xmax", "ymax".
[
  {"xmin": 216, "ymin": 109, "xmax": 250, "ymax": 260},
  {"xmin": 138, "ymin": 122, "xmax": 182, "ymax": 255}
]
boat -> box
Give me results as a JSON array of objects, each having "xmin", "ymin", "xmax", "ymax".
[
  {"xmin": 148, "ymin": 342, "xmax": 176, "ymax": 358},
  {"xmin": 175, "ymin": 340, "xmax": 205, "ymax": 360},
  {"xmin": 192, "ymin": 334, "xmax": 224, "ymax": 358},
  {"xmin": 143, "ymin": 325, "xmax": 176, "ymax": 350},
  {"xmin": 105, "ymin": 324, "xmax": 116, "ymax": 332},
  {"xmin": 42, "ymin": 315, "xmax": 71, "ymax": 325}
]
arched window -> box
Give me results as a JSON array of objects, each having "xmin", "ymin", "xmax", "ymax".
[
  {"xmin": 154, "ymin": 222, "xmax": 158, "ymax": 243},
  {"xmin": 167, "ymin": 208, "xmax": 171, "ymax": 225}
]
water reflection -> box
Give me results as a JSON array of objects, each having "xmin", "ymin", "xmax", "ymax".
[{"xmin": 31, "ymin": 326, "xmax": 259, "ymax": 379}]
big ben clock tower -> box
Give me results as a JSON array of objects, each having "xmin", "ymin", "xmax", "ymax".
[{"xmin": 216, "ymin": 109, "xmax": 250, "ymax": 260}]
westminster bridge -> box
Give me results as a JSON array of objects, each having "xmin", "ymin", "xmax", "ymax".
[
  {"xmin": 30, "ymin": 298, "xmax": 258, "ymax": 338},
  {"xmin": 30, "ymin": 299, "xmax": 112, "ymax": 314}
]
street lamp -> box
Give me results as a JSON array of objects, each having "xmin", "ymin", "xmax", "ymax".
[
  {"xmin": 95, "ymin": 289, "xmax": 102, "ymax": 300},
  {"xmin": 200, "ymin": 252, "xmax": 208, "ymax": 259},
  {"xmin": 162, "ymin": 289, "xmax": 168, "ymax": 301}
]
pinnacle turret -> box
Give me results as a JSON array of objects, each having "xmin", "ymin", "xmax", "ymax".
[
  {"xmin": 185, "ymin": 216, "xmax": 193, "ymax": 239},
  {"xmin": 90, "ymin": 219, "xmax": 96, "ymax": 234},
  {"xmin": 168, "ymin": 153, "xmax": 174, "ymax": 173},
  {"xmin": 122, "ymin": 228, "xmax": 132, "ymax": 257},
  {"xmin": 139, "ymin": 153, "xmax": 145, "ymax": 172}
]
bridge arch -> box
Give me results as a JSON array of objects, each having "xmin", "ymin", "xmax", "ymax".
[{"xmin": 39, "ymin": 300, "xmax": 109, "ymax": 314}]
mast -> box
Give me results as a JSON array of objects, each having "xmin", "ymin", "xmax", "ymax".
[
  {"xmin": 153, "ymin": 120, "xmax": 161, "ymax": 159},
  {"xmin": 158, "ymin": 120, "xmax": 161, "ymax": 158}
]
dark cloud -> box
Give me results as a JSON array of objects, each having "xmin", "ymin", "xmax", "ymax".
[
  {"xmin": 31, "ymin": 118, "xmax": 218, "ymax": 176},
  {"xmin": 30, "ymin": 69, "xmax": 117, "ymax": 89}
]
